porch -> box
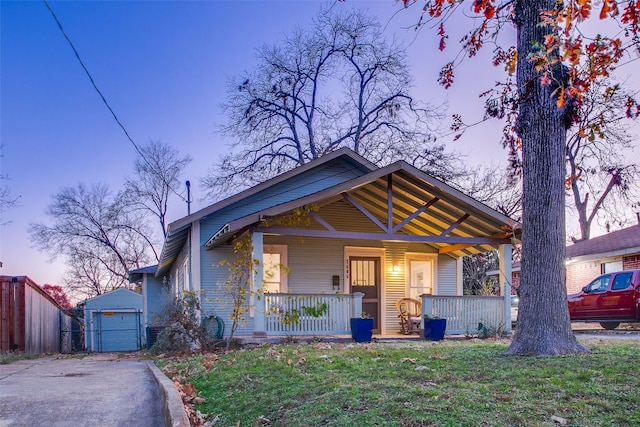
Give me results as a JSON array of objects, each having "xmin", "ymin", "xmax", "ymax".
[{"xmin": 252, "ymin": 292, "xmax": 510, "ymax": 337}]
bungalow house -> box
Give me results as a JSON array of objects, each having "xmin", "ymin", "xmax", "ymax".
[{"xmin": 134, "ymin": 149, "xmax": 520, "ymax": 339}]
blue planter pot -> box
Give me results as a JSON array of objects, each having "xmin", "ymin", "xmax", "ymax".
[
  {"xmin": 423, "ymin": 318, "xmax": 447, "ymax": 341},
  {"xmin": 350, "ymin": 318, "xmax": 374, "ymax": 343}
]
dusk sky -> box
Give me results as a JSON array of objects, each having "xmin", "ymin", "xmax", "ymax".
[{"xmin": 1, "ymin": 1, "xmax": 637, "ymax": 289}]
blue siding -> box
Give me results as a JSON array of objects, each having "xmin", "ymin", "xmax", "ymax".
[
  {"xmin": 200, "ymin": 245, "xmax": 255, "ymax": 337},
  {"xmin": 85, "ymin": 288, "xmax": 143, "ymax": 311},
  {"xmin": 145, "ymin": 276, "xmax": 168, "ymax": 326},
  {"xmin": 437, "ymin": 255, "xmax": 458, "ymax": 295},
  {"xmin": 199, "ymin": 159, "xmax": 368, "ymax": 247}
]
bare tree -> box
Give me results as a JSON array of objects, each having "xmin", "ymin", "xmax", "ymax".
[
  {"xmin": 566, "ymin": 80, "xmax": 640, "ymax": 241},
  {"xmin": 123, "ymin": 140, "xmax": 192, "ymax": 238},
  {"xmin": 453, "ymin": 164, "xmax": 523, "ymax": 220},
  {"xmin": 463, "ymin": 250, "xmax": 500, "ymax": 295},
  {"xmin": 202, "ymin": 7, "xmax": 450, "ymax": 199},
  {"xmin": 62, "ymin": 249, "xmax": 128, "ymax": 299},
  {"xmin": 0, "ymin": 145, "xmax": 19, "ymax": 223},
  {"xmin": 29, "ymin": 183, "xmax": 157, "ymax": 299}
]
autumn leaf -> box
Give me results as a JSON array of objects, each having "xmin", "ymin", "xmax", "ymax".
[
  {"xmin": 438, "ymin": 23, "xmax": 448, "ymax": 51},
  {"xmin": 556, "ymin": 88, "xmax": 566, "ymax": 109},
  {"xmin": 438, "ymin": 62, "xmax": 454, "ymax": 89},
  {"xmin": 540, "ymin": 71, "xmax": 551, "ymax": 86}
]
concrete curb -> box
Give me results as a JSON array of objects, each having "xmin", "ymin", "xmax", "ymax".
[{"xmin": 147, "ymin": 362, "xmax": 190, "ymax": 427}]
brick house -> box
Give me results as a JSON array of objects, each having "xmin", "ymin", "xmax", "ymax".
[
  {"xmin": 487, "ymin": 223, "xmax": 640, "ymax": 295},
  {"xmin": 565, "ymin": 223, "xmax": 640, "ymax": 294}
]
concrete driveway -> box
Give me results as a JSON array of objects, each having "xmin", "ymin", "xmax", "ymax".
[{"xmin": 0, "ymin": 354, "xmax": 170, "ymax": 427}]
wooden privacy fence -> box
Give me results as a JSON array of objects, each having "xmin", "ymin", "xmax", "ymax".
[
  {"xmin": 421, "ymin": 295, "xmax": 506, "ymax": 335},
  {"xmin": 261, "ymin": 293, "xmax": 362, "ymax": 336},
  {"xmin": 0, "ymin": 276, "xmax": 73, "ymax": 353}
]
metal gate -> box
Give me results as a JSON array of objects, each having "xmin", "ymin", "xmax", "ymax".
[{"xmin": 90, "ymin": 310, "xmax": 142, "ymax": 352}]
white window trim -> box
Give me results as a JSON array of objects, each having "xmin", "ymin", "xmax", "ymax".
[
  {"xmin": 263, "ymin": 244, "xmax": 288, "ymax": 293},
  {"xmin": 405, "ymin": 252, "xmax": 438, "ymax": 297},
  {"xmin": 183, "ymin": 257, "xmax": 190, "ymax": 292}
]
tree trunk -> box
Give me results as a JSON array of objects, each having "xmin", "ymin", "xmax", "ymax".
[{"xmin": 506, "ymin": 0, "xmax": 589, "ymax": 356}]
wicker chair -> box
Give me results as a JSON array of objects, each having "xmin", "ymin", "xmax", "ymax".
[{"xmin": 396, "ymin": 298, "xmax": 422, "ymax": 335}]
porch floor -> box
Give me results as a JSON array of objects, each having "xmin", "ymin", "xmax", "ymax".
[{"xmin": 238, "ymin": 333, "xmax": 436, "ymax": 346}]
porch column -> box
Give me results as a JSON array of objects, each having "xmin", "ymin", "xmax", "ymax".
[
  {"xmin": 498, "ymin": 244, "xmax": 513, "ymax": 333},
  {"xmin": 421, "ymin": 294, "xmax": 433, "ymax": 318},
  {"xmin": 252, "ymin": 231, "xmax": 266, "ymax": 337},
  {"xmin": 351, "ymin": 292, "xmax": 364, "ymax": 319}
]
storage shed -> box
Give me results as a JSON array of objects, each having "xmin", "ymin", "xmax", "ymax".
[{"xmin": 84, "ymin": 288, "xmax": 143, "ymax": 352}]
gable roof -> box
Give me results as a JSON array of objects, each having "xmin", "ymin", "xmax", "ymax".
[
  {"xmin": 566, "ymin": 224, "xmax": 640, "ymax": 261},
  {"xmin": 128, "ymin": 265, "xmax": 158, "ymax": 283},
  {"xmin": 206, "ymin": 160, "xmax": 520, "ymax": 257},
  {"xmin": 156, "ymin": 148, "xmax": 377, "ymax": 276},
  {"xmin": 84, "ymin": 287, "xmax": 142, "ymax": 304}
]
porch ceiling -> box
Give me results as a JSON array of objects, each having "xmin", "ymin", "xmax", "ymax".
[
  {"xmin": 343, "ymin": 170, "xmax": 513, "ymax": 256},
  {"xmin": 206, "ymin": 161, "xmax": 520, "ymax": 257}
]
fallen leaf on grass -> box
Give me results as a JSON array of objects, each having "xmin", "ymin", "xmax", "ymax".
[
  {"xmin": 401, "ymin": 358, "xmax": 417, "ymax": 364},
  {"xmin": 203, "ymin": 354, "xmax": 219, "ymax": 371},
  {"xmin": 265, "ymin": 348, "xmax": 281, "ymax": 360},
  {"xmin": 551, "ymin": 415, "xmax": 568, "ymax": 425},
  {"xmin": 257, "ymin": 415, "xmax": 271, "ymax": 425}
]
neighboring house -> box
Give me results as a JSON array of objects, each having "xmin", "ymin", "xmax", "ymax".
[
  {"xmin": 487, "ymin": 222, "xmax": 640, "ymax": 295},
  {"xmin": 133, "ymin": 149, "xmax": 520, "ymax": 337},
  {"xmin": 565, "ymin": 223, "xmax": 640, "ymax": 294},
  {"xmin": 84, "ymin": 288, "xmax": 143, "ymax": 352},
  {"xmin": 489, "ymin": 262, "xmax": 521, "ymax": 296}
]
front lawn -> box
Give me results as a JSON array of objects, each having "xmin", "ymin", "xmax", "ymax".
[{"xmin": 156, "ymin": 339, "xmax": 640, "ymax": 426}]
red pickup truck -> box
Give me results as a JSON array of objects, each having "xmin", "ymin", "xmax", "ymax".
[{"xmin": 567, "ymin": 269, "xmax": 640, "ymax": 330}]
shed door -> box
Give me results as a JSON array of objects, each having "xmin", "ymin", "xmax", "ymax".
[
  {"xmin": 92, "ymin": 311, "xmax": 141, "ymax": 352},
  {"xmin": 350, "ymin": 257, "xmax": 381, "ymax": 333}
]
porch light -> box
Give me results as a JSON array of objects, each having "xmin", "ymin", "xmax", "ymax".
[
  {"xmin": 393, "ymin": 264, "xmax": 400, "ymax": 273},
  {"xmin": 332, "ymin": 275, "xmax": 340, "ymax": 291}
]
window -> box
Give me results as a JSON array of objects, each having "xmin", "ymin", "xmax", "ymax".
[
  {"xmin": 586, "ymin": 275, "xmax": 611, "ymax": 293},
  {"xmin": 602, "ymin": 260, "xmax": 623, "ymax": 274},
  {"xmin": 406, "ymin": 254, "xmax": 436, "ymax": 299},
  {"xmin": 263, "ymin": 245, "xmax": 287, "ymax": 293},
  {"xmin": 183, "ymin": 258, "xmax": 190, "ymax": 292},
  {"xmin": 612, "ymin": 272, "xmax": 632, "ymax": 291}
]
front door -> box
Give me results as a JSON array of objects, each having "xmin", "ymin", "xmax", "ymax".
[{"xmin": 349, "ymin": 257, "xmax": 381, "ymax": 332}]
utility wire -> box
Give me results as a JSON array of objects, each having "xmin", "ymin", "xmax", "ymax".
[{"xmin": 43, "ymin": 0, "xmax": 188, "ymax": 203}]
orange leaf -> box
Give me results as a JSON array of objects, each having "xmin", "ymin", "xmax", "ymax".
[
  {"xmin": 600, "ymin": 1, "xmax": 610, "ymax": 19},
  {"xmin": 544, "ymin": 34, "xmax": 556, "ymax": 49},
  {"xmin": 556, "ymin": 88, "xmax": 566, "ymax": 109},
  {"xmin": 484, "ymin": 5, "xmax": 495, "ymax": 19}
]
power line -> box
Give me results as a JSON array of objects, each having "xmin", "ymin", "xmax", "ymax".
[{"xmin": 43, "ymin": 0, "xmax": 187, "ymax": 203}]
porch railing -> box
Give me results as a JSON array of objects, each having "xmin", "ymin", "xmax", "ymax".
[
  {"xmin": 259, "ymin": 293, "xmax": 362, "ymax": 336},
  {"xmin": 421, "ymin": 295, "xmax": 506, "ymax": 335}
]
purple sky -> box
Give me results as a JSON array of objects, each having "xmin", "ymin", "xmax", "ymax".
[{"xmin": 1, "ymin": 1, "xmax": 636, "ymax": 289}]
